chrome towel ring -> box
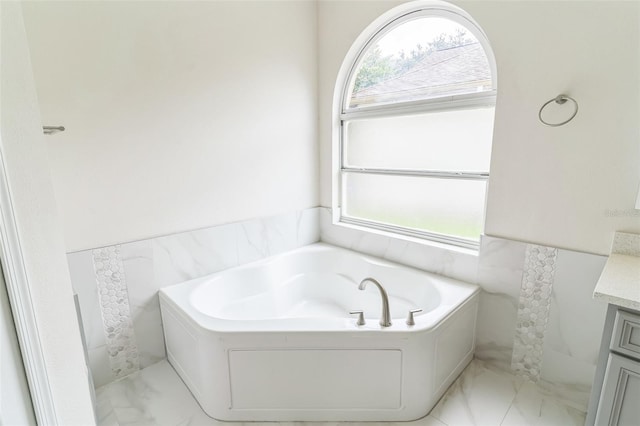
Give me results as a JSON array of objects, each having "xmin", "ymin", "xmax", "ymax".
[{"xmin": 538, "ymin": 94, "xmax": 578, "ymax": 127}]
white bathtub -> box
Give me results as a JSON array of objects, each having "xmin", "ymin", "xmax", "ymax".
[{"xmin": 159, "ymin": 243, "xmax": 479, "ymax": 421}]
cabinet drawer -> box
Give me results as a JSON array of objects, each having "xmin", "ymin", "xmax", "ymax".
[{"xmin": 610, "ymin": 310, "xmax": 640, "ymax": 360}]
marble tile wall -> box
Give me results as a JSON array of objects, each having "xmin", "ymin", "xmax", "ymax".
[
  {"xmin": 68, "ymin": 208, "xmax": 320, "ymax": 387},
  {"xmin": 475, "ymin": 236, "xmax": 527, "ymax": 368},
  {"xmin": 74, "ymin": 203, "xmax": 608, "ymax": 409},
  {"xmin": 474, "ymin": 235, "xmax": 608, "ymax": 411},
  {"xmin": 540, "ymin": 248, "xmax": 607, "ymax": 409},
  {"xmin": 319, "ymin": 207, "xmax": 479, "ymax": 284}
]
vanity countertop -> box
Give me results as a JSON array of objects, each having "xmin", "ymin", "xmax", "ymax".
[{"xmin": 593, "ymin": 253, "xmax": 640, "ymax": 311}]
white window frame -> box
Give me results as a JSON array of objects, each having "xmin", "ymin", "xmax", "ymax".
[{"xmin": 332, "ymin": 1, "xmax": 497, "ymax": 250}]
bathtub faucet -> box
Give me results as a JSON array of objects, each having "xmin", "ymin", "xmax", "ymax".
[{"xmin": 358, "ymin": 277, "xmax": 391, "ymax": 327}]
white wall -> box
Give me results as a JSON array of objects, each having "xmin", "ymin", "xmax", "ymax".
[
  {"xmin": 0, "ymin": 2, "xmax": 95, "ymax": 423},
  {"xmin": 476, "ymin": 0, "xmax": 639, "ymax": 255},
  {"xmin": 22, "ymin": 0, "xmax": 640, "ymax": 254},
  {"xmin": 319, "ymin": 0, "xmax": 640, "ymax": 255},
  {"xmin": 22, "ymin": 0, "xmax": 318, "ymax": 252}
]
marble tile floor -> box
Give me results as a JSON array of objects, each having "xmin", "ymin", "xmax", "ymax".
[{"xmin": 96, "ymin": 358, "xmax": 586, "ymax": 426}]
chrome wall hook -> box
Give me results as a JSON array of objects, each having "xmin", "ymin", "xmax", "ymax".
[{"xmin": 43, "ymin": 126, "xmax": 65, "ymax": 135}]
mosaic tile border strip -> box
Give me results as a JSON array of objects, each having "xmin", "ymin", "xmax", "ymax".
[
  {"xmin": 93, "ymin": 245, "xmax": 140, "ymax": 378},
  {"xmin": 511, "ymin": 244, "xmax": 558, "ymax": 382}
]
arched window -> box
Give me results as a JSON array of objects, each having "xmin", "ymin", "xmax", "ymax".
[{"xmin": 334, "ymin": 1, "xmax": 496, "ymax": 249}]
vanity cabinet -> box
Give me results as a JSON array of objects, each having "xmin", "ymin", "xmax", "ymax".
[{"xmin": 588, "ymin": 305, "xmax": 640, "ymax": 426}]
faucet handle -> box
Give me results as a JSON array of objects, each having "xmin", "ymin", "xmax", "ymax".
[
  {"xmin": 406, "ymin": 308, "xmax": 422, "ymax": 326},
  {"xmin": 349, "ymin": 310, "xmax": 366, "ymax": 326}
]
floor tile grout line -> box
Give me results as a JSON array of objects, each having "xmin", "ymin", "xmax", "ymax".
[
  {"xmin": 498, "ymin": 398, "xmax": 516, "ymax": 425},
  {"xmin": 435, "ymin": 414, "xmax": 449, "ymax": 426}
]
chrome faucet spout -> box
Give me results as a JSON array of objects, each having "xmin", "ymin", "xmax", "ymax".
[{"xmin": 358, "ymin": 277, "xmax": 392, "ymax": 327}]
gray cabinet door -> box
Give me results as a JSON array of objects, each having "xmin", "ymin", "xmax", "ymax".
[{"xmin": 595, "ymin": 353, "xmax": 640, "ymax": 426}]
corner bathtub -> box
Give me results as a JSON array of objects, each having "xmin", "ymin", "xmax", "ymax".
[{"xmin": 159, "ymin": 243, "xmax": 479, "ymax": 422}]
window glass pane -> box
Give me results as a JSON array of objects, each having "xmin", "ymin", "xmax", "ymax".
[
  {"xmin": 348, "ymin": 17, "xmax": 492, "ymax": 109},
  {"xmin": 342, "ymin": 173, "xmax": 486, "ymax": 241},
  {"xmin": 344, "ymin": 107, "xmax": 494, "ymax": 172}
]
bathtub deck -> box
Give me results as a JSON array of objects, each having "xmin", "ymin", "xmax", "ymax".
[{"xmin": 96, "ymin": 358, "xmax": 586, "ymax": 426}]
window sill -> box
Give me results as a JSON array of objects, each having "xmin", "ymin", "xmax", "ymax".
[{"xmin": 330, "ymin": 216, "xmax": 480, "ymax": 258}]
